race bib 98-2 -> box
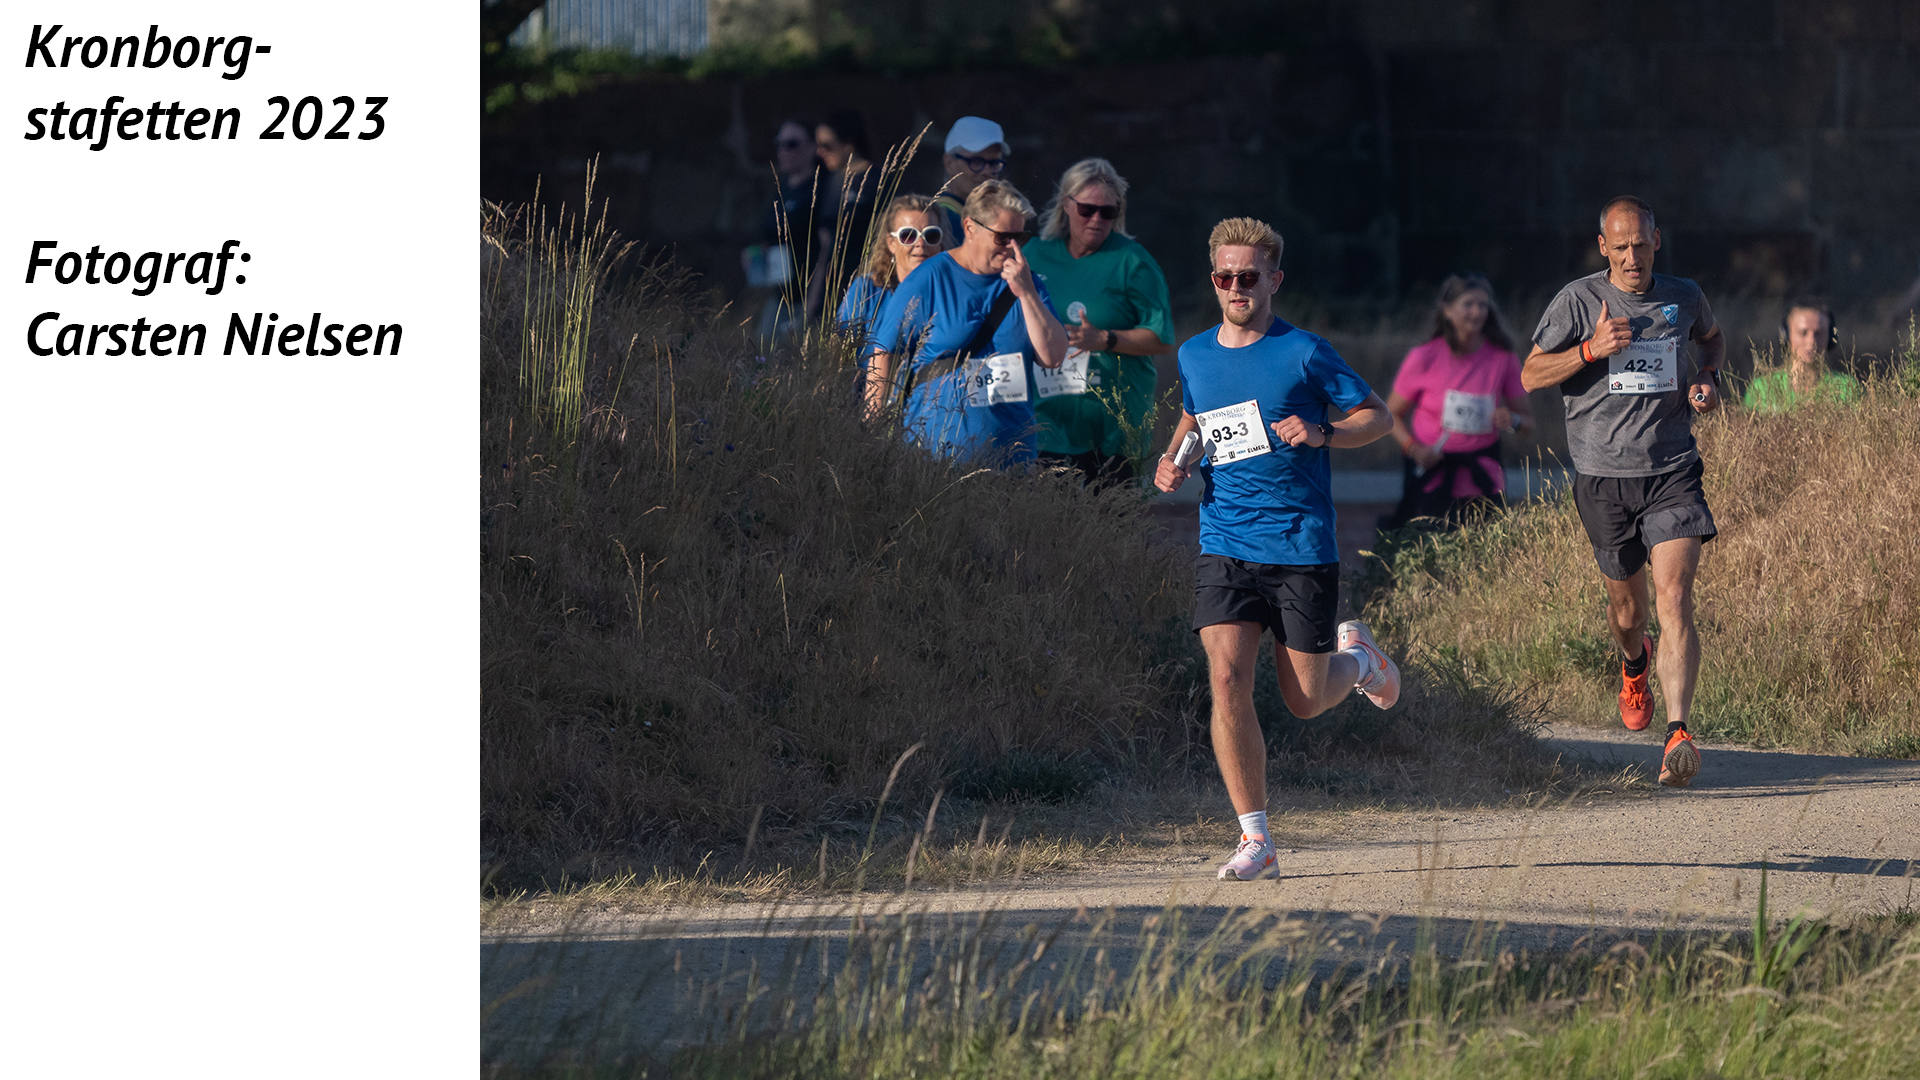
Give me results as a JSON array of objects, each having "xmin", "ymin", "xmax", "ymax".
[
  {"xmin": 965, "ymin": 352, "xmax": 1029, "ymax": 406},
  {"xmin": 1608, "ymin": 338, "xmax": 1679, "ymax": 395},
  {"xmin": 1196, "ymin": 399, "xmax": 1272, "ymax": 466}
]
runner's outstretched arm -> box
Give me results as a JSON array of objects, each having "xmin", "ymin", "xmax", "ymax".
[
  {"xmin": 1687, "ymin": 325, "xmax": 1724, "ymax": 413},
  {"xmin": 1272, "ymin": 392, "xmax": 1392, "ymax": 449},
  {"xmin": 1523, "ymin": 298, "xmax": 1632, "ymax": 391}
]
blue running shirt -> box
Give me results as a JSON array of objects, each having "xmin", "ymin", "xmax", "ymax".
[
  {"xmin": 869, "ymin": 251, "xmax": 1057, "ymax": 464},
  {"xmin": 1178, "ymin": 319, "xmax": 1375, "ymax": 566}
]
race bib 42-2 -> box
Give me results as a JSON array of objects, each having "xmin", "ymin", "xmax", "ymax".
[
  {"xmin": 1196, "ymin": 399, "xmax": 1272, "ymax": 465},
  {"xmin": 1608, "ymin": 338, "xmax": 1679, "ymax": 395}
]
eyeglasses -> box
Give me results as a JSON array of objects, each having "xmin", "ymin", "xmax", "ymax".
[
  {"xmin": 889, "ymin": 225, "xmax": 944, "ymax": 246},
  {"xmin": 775, "ymin": 138, "xmax": 809, "ymax": 150},
  {"xmin": 1069, "ymin": 196, "xmax": 1119, "ymax": 220},
  {"xmin": 970, "ymin": 218, "xmax": 1030, "ymax": 246},
  {"xmin": 1210, "ymin": 269, "xmax": 1266, "ymax": 290},
  {"xmin": 951, "ymin": 153, "xmax": 1008, "ymax": 176}
]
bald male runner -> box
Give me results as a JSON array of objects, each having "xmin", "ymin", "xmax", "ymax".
[{"xmin": 1522, "ymin": 196, "xmax": 1724, "ymax": 787}]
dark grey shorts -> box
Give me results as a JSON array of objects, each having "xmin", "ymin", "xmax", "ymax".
[
  {"xmin": 1192, "ymin": 555, "xmax": 1340, "ymax": 653},
  {"xmin": 1572, "ymin": 459, "xmax": 1717, "ymax": 580}
]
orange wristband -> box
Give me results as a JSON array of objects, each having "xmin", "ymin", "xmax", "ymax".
[{"xmin": 1581, "ymin": 340, "xmax": 1597, "ymax": 364}]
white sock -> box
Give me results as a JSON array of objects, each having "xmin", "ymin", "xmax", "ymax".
[
  {"xmin": 1237, "ymin": 810, "xmax": 1269, "ymax": 842},
  {"xmin": 1341, "ymin": 646, "xmax": 1379, "ymax": 687}
]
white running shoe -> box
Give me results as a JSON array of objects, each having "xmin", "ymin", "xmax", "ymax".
[
  {"xmin": 1338, "ymin": 620, "xmax": 1401, "ymax": 709},
  {"xmin": 1217, "ymin": 834, "xmax": 1278, "ymax": 880}
]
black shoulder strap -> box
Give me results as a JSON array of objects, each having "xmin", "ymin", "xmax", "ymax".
[{"xmin": 960, "ymin": 287, "xmax": 1020, "ymax": 361}]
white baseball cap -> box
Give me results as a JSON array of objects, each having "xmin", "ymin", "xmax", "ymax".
[{"xmin": 944, "ymin": 116, "xmax": 1008, "ymax": 156}]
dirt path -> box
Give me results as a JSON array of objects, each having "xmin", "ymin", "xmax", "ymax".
[{"xmin": 483, "ymin": 724, "xmax": 1919, "ymax": 1063}]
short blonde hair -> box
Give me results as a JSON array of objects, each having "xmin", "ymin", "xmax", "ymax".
[
  {"xmin": 1040, "ymin": 158, "xmax": 1129, "ymax": 241},
  {"xmin": 1208, "ymin": 217, "xmax": 1283, "ymax": 270},
  {"xmin": 863, "ymin": 193, "xmax": 942, "ymax": 286},
  {"xmin": 963, "ymin": 179, "xmax": 1035, "ymax": 226}
]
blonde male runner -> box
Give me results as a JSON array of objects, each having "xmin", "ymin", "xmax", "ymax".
[{"xmin": 1155, "ymin": 218, "xmax": 1400, "ymax": 881}]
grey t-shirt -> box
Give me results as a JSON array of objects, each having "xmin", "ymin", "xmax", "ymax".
[{"xmin": 1532, "ymin": 271, "xmax": 1717, "ymax": 478}]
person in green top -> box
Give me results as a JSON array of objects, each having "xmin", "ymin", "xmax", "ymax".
[
  {"xmin": 1743, "ymin": 301, "xmax": 1862, "ymax": 414},
  {"xmin": 1023, "ymin": 158, "xmax": 1176, "ymax": 487}
]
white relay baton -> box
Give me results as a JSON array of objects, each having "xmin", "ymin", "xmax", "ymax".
[
  {"xmin": 1413, "ymin": 431, "xmax": 1450, "ymax": 478},
  {"xmin": 1173, "ymin": 430, "xmax": 1202, "ymax": 468}
]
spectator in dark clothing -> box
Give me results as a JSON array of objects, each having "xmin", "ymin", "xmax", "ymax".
[
  {"xmin": 753, "ymin": 116, "xmax": 825, "ymax": 326},
  {"xmin": 809, "ymin": 110, "xmax": 880, "ymax": 319}
]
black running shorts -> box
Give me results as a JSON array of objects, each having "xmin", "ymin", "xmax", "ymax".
[
  {"xmin": 1571, "ymin": 459, "xmax": 1717, "ymax": 581},
  {"xmin": 1192, "ymin": 554, "xmax": 1340, "ymax": 653}
]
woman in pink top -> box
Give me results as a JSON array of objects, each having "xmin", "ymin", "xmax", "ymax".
[{"xmin": 1381, "ymin": 273, "xmax": 1535, "ymax": 529}]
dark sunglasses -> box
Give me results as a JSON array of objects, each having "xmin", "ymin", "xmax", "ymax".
[
  {"xmin": 1069, "ymin": 196, "xmax": 1119, "ymax": 220},
  {"xmin": 952, "ymin": 153, "xmax": 1008, "ymax": 175},
  {"xmin": 776, "ymin": 138, "xmax": 809, "ymax": 150},
  {"xmin": 970, "ymin": 218, "xmax": 1030, "ymax": 246},
  {"xmin": 889, "ymin": 225, "xmax": 944, "ymax": 246},
  {"xmin": 1210, "ymin": 269, "xmax": 1266, "ymax": 290}
]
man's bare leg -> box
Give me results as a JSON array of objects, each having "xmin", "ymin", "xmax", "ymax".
[
  {"xmin": 1648, "ymin": 537, "xmax": 1704, "ymax": 727},
  {"xmin": 1276, "ymin": 645, "xmax": 1359, "ymax": 719},
  {"xmin": 1199, "ymin": 621, "xmax": 1269, "ymax": 816},
  {"xmin": 1602, "ymin": 568, "xmax": 1652, "ymax": 662}
]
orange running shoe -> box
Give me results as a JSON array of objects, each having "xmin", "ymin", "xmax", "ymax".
[
  {"xmin": 1618, "ymin": 634, "xmax": 1654, "ymax": 731},
  {"xmin": 1660, "ymin": 728, "xmax": 1700, "ymax": 787}
]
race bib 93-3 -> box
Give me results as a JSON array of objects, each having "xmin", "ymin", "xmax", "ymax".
[{"xmin": 1196, "ymin": 399, "xmax": 1272, "ymax": 465}]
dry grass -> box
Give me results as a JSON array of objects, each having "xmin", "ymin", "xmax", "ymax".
[{"xmin": 1358, "ymin": 341, "xmax": 1920, "ymax": 757}]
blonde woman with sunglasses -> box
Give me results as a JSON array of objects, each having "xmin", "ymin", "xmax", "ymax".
[
  {"xmin": 1024, "ymin": 158, "xmax": 1175, "ymax": 487},
  {"xmin": 865, "ymin": 180, "xmax": 1067, "ymax": 465},
  {"xmin": 837, "ymin": 193, "xmax": 949, "ymax": 350}
]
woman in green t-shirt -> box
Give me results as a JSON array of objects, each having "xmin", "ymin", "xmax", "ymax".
[
  {"xmin": 1023, "ymin": 158, "xmax": 1175, "ymax": 487},
  {"xmin": 1743, "ymin": 302, "xmax": 1861, "ymax": 414}
]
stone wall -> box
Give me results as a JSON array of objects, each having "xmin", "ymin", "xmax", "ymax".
[{"xmin": 483, "ymin": 0, "xmax": 1920, "ymax": 324}]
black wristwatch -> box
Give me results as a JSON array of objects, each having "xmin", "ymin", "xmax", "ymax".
[{"xmin": 1316, "ymin": 422, "xmax": 1336, "ymax": 446}]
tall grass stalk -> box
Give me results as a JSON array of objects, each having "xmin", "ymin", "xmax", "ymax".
[{"xmin": 494, "ymin": 161, "xmax": 634, "ymax": 468}]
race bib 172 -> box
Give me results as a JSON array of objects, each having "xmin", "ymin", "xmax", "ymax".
[
  {"xmin": 1033, "ymin": 348, "xmax": 1090, "ymax": 399},
  {"xmin": 1196, "ymin": 399, "xmax": 1272, "ymax": 466}
]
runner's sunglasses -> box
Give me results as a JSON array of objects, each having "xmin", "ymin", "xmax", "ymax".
[
  {"xmin": 951, "ymin": 153, "xmax": 1008, "ymax": 175},
  {"xmin": 1210, "ymin": 269, "xmax": 1267, "ymax": 289},
  {"xmin": 1069, "ymin": 196, "xmax": 1119, "ymax": 220},
  {"xmin": 970, "ymin": 219, "xmax": 1031, "ymax": 246},
  {"xmin": 888, "ymin": 225, "xmax": 944, "ymax": 246}
]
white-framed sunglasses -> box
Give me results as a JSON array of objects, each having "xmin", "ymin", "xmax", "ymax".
[{"xmin": 888, "ymin": 225, "xmax": 943, "ymax": 246}]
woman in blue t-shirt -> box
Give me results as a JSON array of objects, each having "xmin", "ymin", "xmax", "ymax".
[
  {"xmin": 866, "ymin": 180, "xmax": 1068, "ymax": 464},
  {"xmin": 836, "ymin": 193, "xmax": 948, "ymax": 352}
]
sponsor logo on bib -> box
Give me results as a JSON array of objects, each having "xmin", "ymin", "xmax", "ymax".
[{"xmin": 1195, "ymin": 399, "xmax": 1273, "ymax": 466}]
